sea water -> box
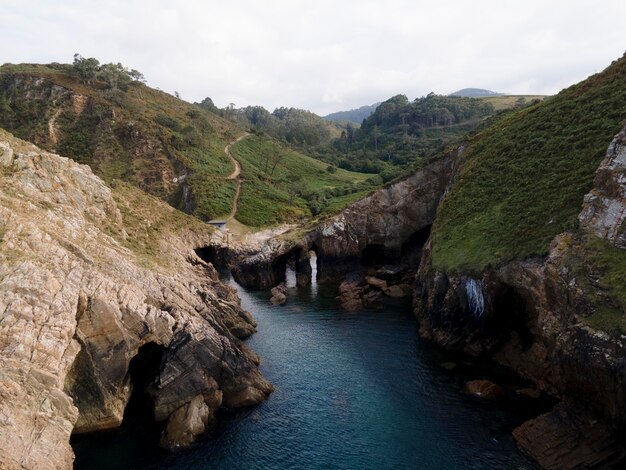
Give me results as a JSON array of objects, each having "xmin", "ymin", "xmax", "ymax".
[{"xmin": 72, "ymin": 270, "xmax": 540, "ymax": 469}]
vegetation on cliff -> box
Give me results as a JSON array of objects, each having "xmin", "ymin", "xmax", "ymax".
[
  {"xmin": 0, "ymin": 59, "xmax": 374, "ymax": 225},
  {"xmin": 431, "ymin": 54, "xmax": 626, "ymax": 274},
  {"xmin": 230, "ymin": 135, "xmax": 374, "ymax": 226}
]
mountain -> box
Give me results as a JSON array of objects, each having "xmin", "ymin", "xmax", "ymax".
[
  {"xmin": 322, "ymin": 103, "xmax": 380, "ymax": 125},
  {"xmin": 450, "ymin": 87, "xmax": 503, "ymax": 97},
  {"xmin": 0, "ymin": 60, "xmax": 373, "ymax": 226}
]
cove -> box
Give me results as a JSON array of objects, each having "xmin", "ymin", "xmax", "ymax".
[{"xmin": 72, "ymin": 271, "xmax": 543, "ymax": 469}]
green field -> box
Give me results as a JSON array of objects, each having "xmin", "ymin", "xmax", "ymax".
[
  {"xmin": 477, "ymin": 95, "xmax": 546, "ymax": 111},
  {"xmin": 231, "ymin": 135, "xmax": 374, "ymax": 226}
]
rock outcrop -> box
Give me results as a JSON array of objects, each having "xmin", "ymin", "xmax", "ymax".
[
  {"xmin": 413, "ymin": 126, "xmax": 626, "ymax": 467},
  {"xmin": 0, "ymin": 130, "xmax": 272, "ymax": 469},
  {"xmin": 579, "ymin": 125, "xmax": 626, "ymax": 248},
  {"xmin": 230, "ymin": 151, "xmax": 457, "ymax": 290}
]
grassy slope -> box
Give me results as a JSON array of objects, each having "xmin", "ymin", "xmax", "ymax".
[
  {"xmin": 431, "ymin": 55, "xmax": 626, "ymax": 274},
  {"xmin": 231, "ymin": 135, "xmax": 371, "ymax": 226},
  {"xmin": 478, "ymin": 95, "xmax": 546, "ymax": 111},
  {"xmin": 0, "ymin": 63, "xmax": 241, "ymax": 220}
]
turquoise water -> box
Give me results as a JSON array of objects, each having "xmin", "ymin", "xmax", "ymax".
[{"xmin": 72, "ymin": 271, "xmax": 540, "ymax": 469}]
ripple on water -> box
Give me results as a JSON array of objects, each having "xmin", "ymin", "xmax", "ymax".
[{"xmin": 72, "ymin": 280, "xmax": 539, "ymax": 470}]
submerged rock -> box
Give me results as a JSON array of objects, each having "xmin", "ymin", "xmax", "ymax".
[{"xmin": 463, "ymin": 380, "xmax": 505, "ymax": 400}]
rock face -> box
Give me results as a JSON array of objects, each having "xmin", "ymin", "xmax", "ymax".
[
  {"xmin": 0, "ymin": 130, "xmax": 272, "ymax": 469},
  {"xmin": 308, "ymin": 151, "xmax": 457, "ymax": 282},
  {"xmin": 413, "ymin": 127, "xmax": 626, "ymax": 466},
  {"xmin": 579, "ymin": 125, "xmax": 626, "ymax": 248},
  {"xmin": 513, "ymin": 401, "xmax": 626, "ymax": 469},
  {"xmin": 230, "ymin": 151, "xmax": 457, "ymax": 290}
]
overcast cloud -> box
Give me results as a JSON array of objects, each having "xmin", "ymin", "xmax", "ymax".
[{"xmin": 1, "ymin": 0, "xmax": 624, "ymax": 115}]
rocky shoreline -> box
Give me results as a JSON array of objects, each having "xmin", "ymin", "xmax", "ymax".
[
  {"xmin": 0, "ymin": 133, "xmax": 272, "ymax": 469},
  {"xmin": 215, "ymin": 126, "xmax": 626, "ymax": 469}
]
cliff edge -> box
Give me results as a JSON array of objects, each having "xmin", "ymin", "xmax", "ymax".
[{"xmin": 0, "ymin": 129, "xmax": 272, "ymax": 469}]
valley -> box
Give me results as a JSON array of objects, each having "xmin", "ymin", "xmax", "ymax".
[{"xmin": 0, "ymin": 49, "xmax": 625, "ymax": 470}]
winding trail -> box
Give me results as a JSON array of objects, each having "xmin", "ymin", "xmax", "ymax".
[
  {"xmin": 48, "ymin": 107, "xmax": 62, "ymax": 146},
  {"xmin": 224, "ymin": 133, "xmax": 248, "ymax": 221}
]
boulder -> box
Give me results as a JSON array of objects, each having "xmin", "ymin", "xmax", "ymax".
[
  {"xmin": 383, "ymin": 283, "xmax": 413, "ymax": 298},
  {"xmin": 269, "ymin": 283, "xmax": 287, "ymax": 305},
  {"xmin": 463, "ymin": 380, "xmax": 505, "ymax": 400},
  {"xmin": 365, "ymin": 276, "xmax": 387, "ymax": 290}
]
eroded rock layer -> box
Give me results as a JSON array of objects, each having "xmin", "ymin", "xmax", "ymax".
[{"xmin": 0, "ymin": 130, "xmax": 271, "ymax": 469}]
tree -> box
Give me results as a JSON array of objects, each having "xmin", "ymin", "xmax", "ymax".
[
  {"xmin": 73, "ymin": 54, "xmax": 100, "ymax": 84},
  {"xmin": 98, "ymin": 62, "xmax": 131, "ymax": 91}
]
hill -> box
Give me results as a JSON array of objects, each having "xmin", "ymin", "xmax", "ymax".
[
  {"xmin": 0, "ymin": 59, "xmax": 373, "ymax": 225},
  {"xmin": 197, "ymin": 101, "xmax": 343, "ymax": 147},
  {"xmin": 431, "ymin": 54, "xmax": 626, "ymax": 274},
  {"xmin": 450, "ymin": 88, "xmax": 503, "ymax": 97},
  {"xmin": 320, "ymin": 93, "xmax": 497, "ymax": 178},
  {"xmin": 322, "ymin": 103, "xmax": 380, "ymax": 125},
  {"xmin": 229, "ymin": 134, "xmax": 375, "ymax": 226}
]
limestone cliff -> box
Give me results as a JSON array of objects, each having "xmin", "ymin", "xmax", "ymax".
[{"xmin": 0, "ymin": 129, "xmax": 271, "ymax": 469}]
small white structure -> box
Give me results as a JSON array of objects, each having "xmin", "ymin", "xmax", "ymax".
[{"xmin": 209, "ymin": 220, "xmax": 227, "ymax": 231}]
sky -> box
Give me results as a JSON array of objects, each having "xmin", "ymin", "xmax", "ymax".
[{"xmin": 1, "ymin": 0, "xmax": 625, "ymax": 115}]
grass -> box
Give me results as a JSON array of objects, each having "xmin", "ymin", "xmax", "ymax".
[
  {"xmin": 0, "ymin": 62, "xmax": 242, "ymax": 220},
  {"xmin": 231, "ymin": 135, "xmax": 373, "ymax": 226},
  {"xmin": 431, "ymin": 54, "xmax": 626, "ymax": 274},
  {"xmin": 477, "ymin": 95, "xmax": 546, "ymax": 111},
  {"xmin": 111, "ymin": 181, "xmax": 213, "ymax": 267}
]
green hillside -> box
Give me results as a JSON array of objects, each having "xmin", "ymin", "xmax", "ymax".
[
  {"xmin": 230, "ymin": 135, "xmax": 375, "ymax": 226},
  {"xmin": 315, "ymin": 93, "xmax": 497, "ymax": 179},
  {"xmin": 431, "ymin": 54, "xmax": 626, "ymax": 274},
  {"xmin": 0, "ymin": 59, "xmax": 373, "ymax": 225}
]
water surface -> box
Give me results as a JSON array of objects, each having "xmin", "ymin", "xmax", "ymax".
[{"xmin": 73, "ymin": 270, "xmax": 540, "ymax": 469}]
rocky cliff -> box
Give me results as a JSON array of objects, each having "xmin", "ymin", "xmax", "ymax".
[
  {"xmin": 230, "ymin": 150, "xmax": 458, "ymax": 290},
  {"xmin": 414, "ymin": 126, "xmax": 626, "ymax": 468},
  {"xmin": 0, "ymin": 129, "xmax": 271, "ymax": 469}
]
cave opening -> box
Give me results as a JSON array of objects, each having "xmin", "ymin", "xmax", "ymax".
[
  {"xmin": 400, "ymin": 225, "xmax": 432, "ymax": 266},
  {"xmin": 361, "ymin": 244, "xmax": 386, "ymax": 267},
  {"xmin": 123, "ymin": 342, "xmax": 166, "ymax": 425},
  {"xmin": 491, "ymin": 284, "xmax": 534, "ymax": 351},
  {"xmin": 195, "ymin": 246, "xmax": 224, "ymax": 268}
]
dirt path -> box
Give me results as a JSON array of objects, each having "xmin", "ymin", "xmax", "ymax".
[
  {"xmin": 225, "ymin": 134, "xmax": 247, "ymax": 180},
  {"xmin": 224, "ymin": 133, "xmax": 248, "ymax": 221},
  {"xmin": 48, "ymin": 108, "xmax": 62, "ymax": 146}
]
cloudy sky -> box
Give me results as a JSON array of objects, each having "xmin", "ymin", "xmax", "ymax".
[{"xmin": 1, "ymin": 0, "xmax": 624, "ymax": 115}]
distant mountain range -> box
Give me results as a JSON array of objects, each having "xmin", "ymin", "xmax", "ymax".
[
  {"xmin": 450, "ymin": 88, "xmax": 504, "ymax": 97},
  {"xmin": 323, "ymin": 103, "xmax": 380, "ymax": 125}
]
